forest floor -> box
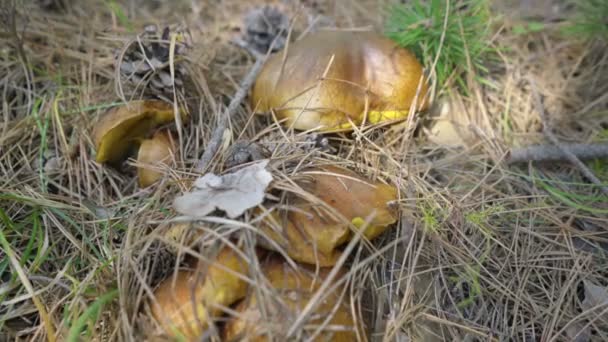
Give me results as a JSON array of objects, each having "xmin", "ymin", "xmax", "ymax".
[{"xmin": 1, "ymin": 0, "xmax": 607, "ymax": 341}]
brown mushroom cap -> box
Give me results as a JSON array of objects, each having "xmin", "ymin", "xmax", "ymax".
[
  {"xmin": 259, "ymin": 166, "xmax": 398, "ymax": 266},
  {"xmin": 224, "ymin": 257, "xmax": 364, "ymax": 341},
  {"xmin": 92, "ymin": 100, "xmax": 178, "ymax": 163},
  {"xmin": 137, "ymin": 130, "xmax": 175, "ymax": 188},
  {"xmin": 251, "ymin": 30, "xmax": 429, "ymax": 132},
  {"xmin": 149, "ymin": 246, "xmax": 250, "ymax": 339}
]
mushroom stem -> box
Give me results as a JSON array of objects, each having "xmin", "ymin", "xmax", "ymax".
[{"xmin": 195, "ymin": 53, "xmax": 267, "ymax": 172}]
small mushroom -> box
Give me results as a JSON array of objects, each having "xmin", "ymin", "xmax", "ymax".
[
  {"xmin": 162, "ymin": 221, "xmax": 205, "ymax": 253},
  {"xmin": 259, "ymin": 166, "xmax": 398, "ymax": 266},
  {"xmin": 149, "ymin": 246, "xmax": 250, "ymax": 340},
  {"xmin": 224, "ymin": 257, "xmax": 364, "ymax": 341},
  {"xmin": 251, "ymin": 30, "xmax": 429, "ymax": 131},
  {"xmin": 92, "ymin": 100, "xmax": 180, "ymax": 163},
  {"xmin": 137, "ymin": 130, "xmax": 175, "ymax": 187}
]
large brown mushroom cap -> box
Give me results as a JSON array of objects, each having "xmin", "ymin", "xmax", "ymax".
[
  {"xmin": 149, "ymin": 246, "xmax": 250, "ymax": 339},
  {"xmin": 251, "ymin": 30, "xmax": 429, "ymax": 132},
  {"xmin": 259, "ymin": 166, "xmax": 398, "ymax": 266},
  {"xmin": 224, "ymin": 257, "xmax": 364, "ymax": 341}
]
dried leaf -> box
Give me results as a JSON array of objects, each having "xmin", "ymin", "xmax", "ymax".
[
  {"xmin": 425, "ymin": 96, "xmax": 477, "ymax": 147},
  {"xmin": 565, "ymin": 322, "xmax": 591, "ymax": 342},
  {"xmin": 427, "ymin": 117, "xmax": 466, "ymax": 147},
  {"xmin": 81, "ymin": 199, "xmax": 114, "ymax": 220},
  {"xmin": 582, "ymin": 280, "xmax": 608, "ymax": 325},
  {"xmin": 173, "ymin": 160, "xmax": 273, "ymax": 219}
]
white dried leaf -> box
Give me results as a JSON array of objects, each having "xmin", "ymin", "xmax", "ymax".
[
  {"xmin": 427, "ymin": 118, "xmax": 465, "ymax": 147},
  {"xmin": 582, "ymin": 280, "xmax": 608, "ymax": 325},
  {"xmin": 565, "ymin": 322, "xmax": 591, "ymax": 342},
  {"xmin": 82, "ymin": 199, "xmax": 114, "ymax": 220},
  {"xmin": 173, "ymin": 160, "xmax": 272, "ymax": 219},
  {"xmin": 425, "ymin": 96, "xmax": 476, "ymax": 147}
]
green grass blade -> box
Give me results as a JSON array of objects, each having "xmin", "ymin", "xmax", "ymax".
[{"xmin": 66, "ymin": 289, "xmax": 118, "ymax": 342}]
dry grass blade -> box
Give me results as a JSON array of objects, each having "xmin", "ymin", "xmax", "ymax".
[
  {"xmin": 0, "ymin": 228, "xmax": 56, "ymax": 342},
  {"xmin": 1, "ymin": 0, "xmax": 608, "ymax": 341},
  {"xmin": 195, "ymin": 56, "xmax": 266, "ymax": 173}
]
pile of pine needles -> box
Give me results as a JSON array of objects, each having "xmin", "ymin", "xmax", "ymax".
[{"xmin": 1, "ymin": 0, "xmax": 607, "ymax": 341}]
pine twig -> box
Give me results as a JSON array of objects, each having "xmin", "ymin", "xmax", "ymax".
[
  {"xmin": 194, "ymin": 50, "xmax": 266, "ymax": 172},
  {"xmin": 195, "ymin": 5, "xmax": 291, "ymax": 172},
  {"xmin": 508, "ymin": 143, "xmax": 608, "ymax": 164},
  {"xmin": 529, "ymin": 78, "xmax": 608, "ymax": 195}
]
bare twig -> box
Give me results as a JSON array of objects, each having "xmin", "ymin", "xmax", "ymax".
[
  {"xmin": 508, "ymin": 143, "xmax": 608, "ymax": 164},
  {"xmin": 529, "ymin": 78, "xmax": 608, "ymax": 195},
  {"xmin": 194, "ymin": 53, "xmax": 266, "ymax": 172}
]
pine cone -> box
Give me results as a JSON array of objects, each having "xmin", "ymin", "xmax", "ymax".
[
  {"xmin": 116, "ymin": 24, "xmax": 193, "ymax": 100},
  {"xmin": 145, "ymin": 240, "xmax": 179, "ymax": 288},
  {"xmin": 36, "ymin": 0, "xmax": 68, "ymax": 11},
  {"xmin": 224, "ymin": 141, "xmax": 269, "ymax": 169},
  {"xmin": 243, "ymin": 5, "xmax": 290, "ymax": 54}
]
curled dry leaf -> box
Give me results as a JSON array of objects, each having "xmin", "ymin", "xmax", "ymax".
[
  {"xmin": 137, "ymin": 130, "xmax": 176, "ymax": 188},
  {"xmin": 582, "ymin": 280, "xmax": 608, "ymax": 325},
  {"xmin": 251, "ymin": 30, "xmax": 429, "ymax": 132},
  {"xmin": 173, "ymin": 160, "xmax": 273, "ymax": 219},
  {"xmin": 224, "ymin": 257, "xmax": 364, "ymax": 341},
  {"xmin": 425, "ymin": 96, "xmax": 476, "ymax": 147},
  {"xmin": 259, "ymin": 166, "xmax": 398, "ymax": 266},
  {"xmin": 565, "ymin": 322, "xmax": 591, "ymax": 342},
  {"xmin": 92, "ymin": 100, "xmax": 183, "ymax": 163},
  {"xmin": 149, "ymin": 246, "xmax": 250, "ymax": 339}
]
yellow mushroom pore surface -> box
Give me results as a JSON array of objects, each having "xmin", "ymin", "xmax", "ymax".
[{"xmin": 92, "ymin": 100, "xmax": 176, "ymax": 163}]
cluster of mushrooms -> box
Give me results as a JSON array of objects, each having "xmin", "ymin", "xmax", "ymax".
[{"xmin": 93, "ymin": 30, "xmax": 429, "ymax": 340}]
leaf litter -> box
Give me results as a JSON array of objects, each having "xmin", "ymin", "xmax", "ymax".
[
  {"xmin": 582, "ymin": 280, "xmax": 608, "ymax": 324},
  {"xmin": 2, "ymin": 0, "xmax": 608, "ymax": 341},
  {"xmin": 173, "ymin": 159, "xmax": 273, "ymax": 219}
]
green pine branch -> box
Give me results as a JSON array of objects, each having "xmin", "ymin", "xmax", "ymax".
[{"xmin": 384, "ymin": 0, "xmax": 493, "ymax": 90}]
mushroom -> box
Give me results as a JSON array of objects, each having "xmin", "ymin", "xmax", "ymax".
[
  {"xmin": 92, "ymin": 100, "xmax": 179, "ymax": 163},
  {"xmin": 137, "ymin": 130, "xmax": 175, "ymax": 187},
  {"xmin": 162, "ymin": 221, "xmax": 205, "ymax": 253},
  {"xmin": 224, "ymin": 257, "xmax": 364, "ymax": 341},
  {"xmin": 259, "ymin": 166, "xmax": 398, "ymax": 266},
  {"xmin": 149, "ymin": 246, "xmax": 250, "ymax": 340},
  {"xmin": 92, "ymin": 99, "xmax": 185, "ymax": 187},
  {"xmin": 251, "ymin": 30, "xmax": 429, "ymax": 132}
]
